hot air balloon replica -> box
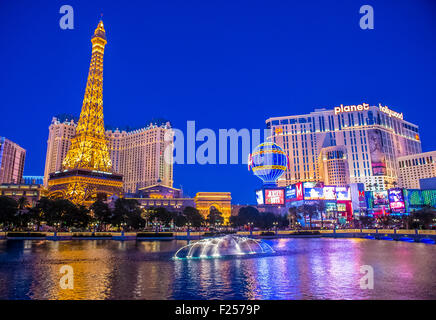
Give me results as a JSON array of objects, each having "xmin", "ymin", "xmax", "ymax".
[{"xmin": 248, "ymin": 142, "xmax": 289, "ymax": 186}]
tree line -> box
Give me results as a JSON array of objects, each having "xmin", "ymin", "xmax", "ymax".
[
  {"xmin": 231, "ymin": 206, "xmax": 289, "ymax": 229},
  {"xmin": 0, "ymin": 196, "xmax": 215, "ymax": 231},
  {"xmin": 1, "ymin": 196, "xmax": 434, "ymax": 231}
]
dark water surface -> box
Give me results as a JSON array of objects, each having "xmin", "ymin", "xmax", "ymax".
[{"xmin": 0, "ymin": 238, "xmax": 435, "ymax": 300}]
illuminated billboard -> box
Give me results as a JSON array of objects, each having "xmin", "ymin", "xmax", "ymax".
[
  {"xmin": 265, "ymin": 189, "xmax": 285, "ymax": 205},
  {"xmin": 368, "ymin": 129, "xmax": 387, "ymax": 176},
  {"xmin": 336, "ymin": 186, "xmax": 350, "ymax": 200},
  {"xmin": 295, "ymin": 182, "xmax": 304, "ymax": 200},
  {"xmin": 323, "ymin": 186, "xmax": 336, "ymax": 200},
  {"xmin": 373, "ymin": 190, "xmax": 389, "ymax": 206},
  {"xmin": 337, "ymin": 203, "xmax": 347, "ymax": 212},
  {"xmin": 388, "ymin": 188, "xmax": 405, "ymax": 211},
  {"xmin": 256, "ymin": 189, "xmax": 264, "ymax": 205},
  {"xmin": 286, "ymin": 183, "xmax": 304, "ymax": 201},
  {"xmin": 285, "ymin": 185, "xmax": 296, "ymax": 200},
  {"xmin": 303, "ymin": 182, "xmax": 324, "ymax": 200}
]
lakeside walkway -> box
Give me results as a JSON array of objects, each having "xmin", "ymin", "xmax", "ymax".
[{"xmin": 1, "ymin": 229, "xmax": 435, "ymax": 243}]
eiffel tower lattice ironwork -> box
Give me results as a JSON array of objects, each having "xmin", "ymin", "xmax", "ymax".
[
  {"xmin": 48, "ymin": 21, "xmax": 123, "ymax": 205},
  {"xmin": 62, "ymin": 20, "xmax": 112, "ymax": 172}
]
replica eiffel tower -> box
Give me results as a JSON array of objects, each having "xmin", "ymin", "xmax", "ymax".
[{"xmin": 48, "ymin": 21, "xmax": 123, "ymax": 205}]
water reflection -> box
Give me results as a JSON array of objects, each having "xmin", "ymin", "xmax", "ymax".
[{"xmin": 0, "ymin": 239, "xmax": 435, "ymax": 300}]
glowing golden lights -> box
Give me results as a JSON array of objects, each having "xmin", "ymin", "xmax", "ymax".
[
  {"xmin": 48, "ymin": 21, "xmax": 123, "ymax": 204},
  {"xmin": 194, "ymin": 192, "xmax": 232, "ymax": 224},
  {"xmin": 62, "ymin": 20, "xmax": 111, "ymax": 173}
]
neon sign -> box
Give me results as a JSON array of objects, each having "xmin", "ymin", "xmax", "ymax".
[
  {"xmin": 334, "ymin": 103, "xmax": 403, "ymax": 120},
  {"xmin": 334, "ymin": 103, "xmax": 369, "ymax": 115},
  {"xmin": 265, "ymin": 189, "xmax": 284, "ymax": 205},
  {"xmin": 378, "ymin": 104, "xmax": 403, "ymax": 120}
]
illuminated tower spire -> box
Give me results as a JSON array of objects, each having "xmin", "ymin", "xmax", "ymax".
[
  {"xmin": 48, "ymin": 21, "xmax": 123, "ymax": 205},
  {"xmin": 62, "ymin": 20, "xmax": 112, "ymax": 172}
]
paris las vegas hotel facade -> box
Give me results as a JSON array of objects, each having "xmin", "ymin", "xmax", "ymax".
[
  {"xmin": 43, "ymin": 115, "xmax": 174, "ymax": 194},
  {"xmin": 266, "ymin": 103, "xmax": 421, "ymax": 192}
]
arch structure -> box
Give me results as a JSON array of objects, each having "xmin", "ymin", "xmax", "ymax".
[
  {"xmin": 194, "ymin": 192, "xmax": 232, "ymax": 224},
  {"xmin": 48, "ymin": 169, "xmax": 123, "ymax": 205}
]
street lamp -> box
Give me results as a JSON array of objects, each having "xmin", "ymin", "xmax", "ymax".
[
  {"xmin": 186, "ymin": 222, "xmax": 192, "ymax": 238},
  {"xmin": 248, "ymin": 222, "xmax": 253, "ymax": 237},
  {"xmin": 153, "ymin": 222, "xmax": 160, "ymax": 233}
]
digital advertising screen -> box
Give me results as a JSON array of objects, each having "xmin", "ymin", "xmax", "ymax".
[
  {"xmin": 303, "ymin": 182, "xmax": 324, "ymax": 200},
  {"xmin": 295, "ymin": 182, "xmax": 304, "ymax": 201},
  {"xmin": 337, "ymin": 203, "xmax": 347, "ymax": 212},
  {"xmin": 285, "ymin": 185, "xmax": 296, "ymax": 201},
  {"xmin": 256, "ymin": 189, "xmax": 264, "ymax": 205},
  {"xmin": 323, "ymin": 186, "xmax": 336, "ymax": 200},
  {"xmin": 368, "ymin": 129, "xmax": 387, "ymax": 176},
  {"xmin": 265, "ymin": 189, "xmax": 285, "ymax": 205},
  {"xmin": 388, "ymin": 188, "xmax": 405, "ymax": 211},
  {"xmin": 286, "ymin": 183, "xmax": 304, "ymax": 201},
  {"xmin": 373, "ymin": 190, "xmax": 389, "ymax": 206},
  {"xmin": 336, "ymin": 186, "xmax": 351, "ymax": 201}
]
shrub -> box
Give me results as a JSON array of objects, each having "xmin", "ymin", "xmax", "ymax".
[
  {"xmin": 136, "ymin": 232, "xmax": 173, "ymax": 238},
  {"xmin": 7, "ymin": 232, "xmax": 46, "ymax": 238},
  {"xmin": 294, "ymin": 231, "xmax": 321, "ymax": 235},
  {"xmin": 203, "ymin": 231, "xmax": 236, "ymax": 237},
  {"xmin": 72, "ymin": 232, "xmax": 112, "ymax": 238},
  {"xmin": 260, "ymin": 231, "xmax": 275, "ymax": 236}
]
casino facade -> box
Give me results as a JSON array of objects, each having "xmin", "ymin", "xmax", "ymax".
[{"xmin": 266, "ymin": 103, "xmax": 422, "ymax": 192}]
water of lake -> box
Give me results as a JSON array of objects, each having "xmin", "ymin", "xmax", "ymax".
[{"xmin": 0, "ymin": 238, "xmax": 435, "ymax": 299}]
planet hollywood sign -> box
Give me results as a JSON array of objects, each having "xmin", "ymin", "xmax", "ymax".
[
  {"xmin": 334, "ymin": 103, "xmax": 370, "ymax": 115},
  {"xmin": 334, "ymin": 103, "xmax": 403, "ymax": 120},
  {"xmin": 378, "ymin": 104, "xmax": 403, "ymax": 120}
]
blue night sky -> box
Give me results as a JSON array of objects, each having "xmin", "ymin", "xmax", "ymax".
[{"xmin": 1, "ymin": 0, "xmax": 435, "ymax": 204}]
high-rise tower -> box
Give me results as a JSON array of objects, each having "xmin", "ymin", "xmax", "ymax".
[
  {"xmin": 0, "ymin": 137, "xmax": 26, "ymax": 184},
  {"xmin": 62, "ymin": 21, "xmax": 111, "ymax": 172},
  {"xmin": 48, "ymin": 21, "xmax": 123, "ymax": 204}
]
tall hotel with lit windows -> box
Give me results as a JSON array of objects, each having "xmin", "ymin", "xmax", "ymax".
[
  {"xmin": 266, "ymin": 103, "xmax": 421, "ymax": 191},
  {"xmin": 43, "ymin": 116, "xmax": 174, "ymax": 193},
  {"xmin": 397, "ymin": 151, "xmax": 436, "ymax": 189},
  {"xmin": 0, "ymin": 137, "xmax": 26, "ymax": 184}
]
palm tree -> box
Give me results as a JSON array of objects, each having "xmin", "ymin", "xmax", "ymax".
[
  {"xmin": 17, "ymin": 197, "xmax": 29, "ymax": 210},
  {"xmin": 288, "ymin": 207, "xmax": 299, "ymax": 229},
  {"xmin": 298, "ymin": 204, "xmax": 317, "ymax": 229},
  {"xmin": 315, "ymin": 201, "xmax": 326, "ymax": 228},
  {"xmin": 16, "ymin": 197, "xmax": 30, "ymax": 230}
]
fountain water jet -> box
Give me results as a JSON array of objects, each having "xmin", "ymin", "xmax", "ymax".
[{"xmin": 173, "ymin": 235, "xmax": 274, "ymax": 260}]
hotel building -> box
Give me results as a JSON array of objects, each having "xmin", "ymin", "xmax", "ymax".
[
  {"xmin": 397, "ymin": 151, "xmax": 436, "ymax": 189},
  {"xmin": 0, "ymin": 137, "xmax": 26, "ymax": 184},
  {"xmin": 43, "ymin": 116, "xmax": 174, "ymax": 193},
  {"xmin": 266, "ymin": 103, "xmax": 421, "ymax": 191},
  {"xmin": 43, "ymin": 115, "xmax": 77, "ymax": 186},
  {"xmin": 0, "ymin": 184, "xmax": 41, "ymax": 206},
  {"xmin": 106, "ymin": 123, "xmax": 174, "ymax": 193}
]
